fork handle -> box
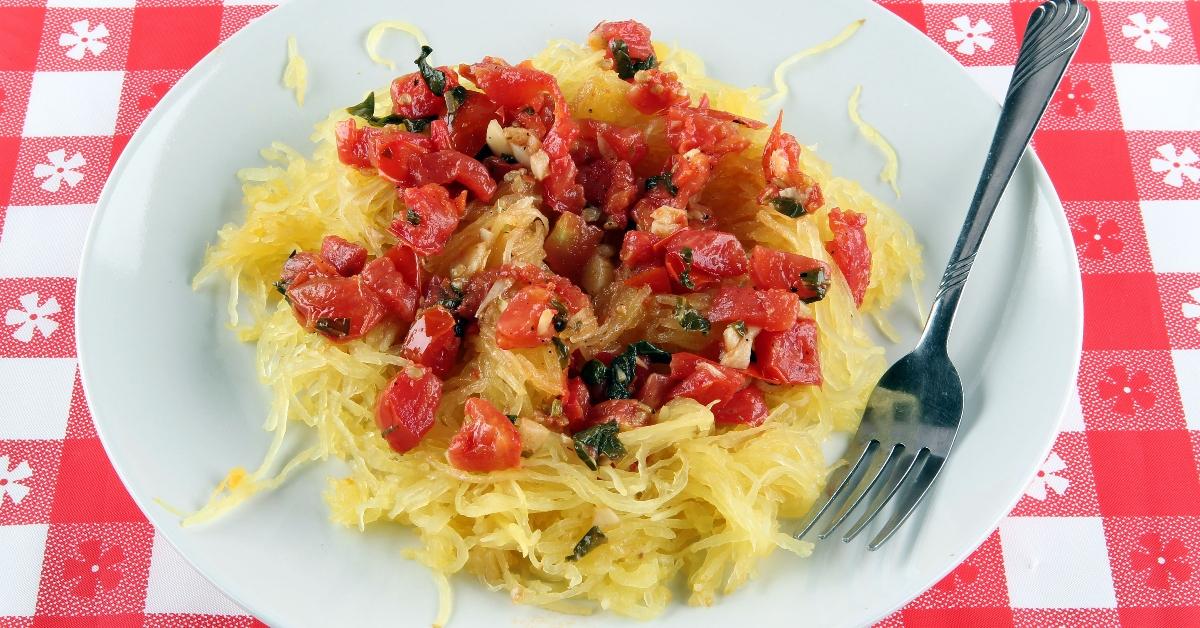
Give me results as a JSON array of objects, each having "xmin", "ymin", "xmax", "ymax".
[{"xmin": 919, "ymin": 0, "xmax": 1088, "ymax": 351}]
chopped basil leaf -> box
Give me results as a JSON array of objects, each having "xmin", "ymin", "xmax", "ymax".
[
  {"xmin": 609, "ymin": 39, "xmax": 658, "ymax": 80},
  {"xmin": 627, "ymin": 340, "xmax": 672, "ymax": 364},
  {"xmin": 552, "ymin": 337, "xmax": 569, "ymax": 366},
  {"xmin": 446, "ymin": 85, "xmax": 468, "ymax": 114},
  {"xmin": 581, "ymin": 359, "xmax": 608, "ymax": 386},
  {"xmin": 345, "ymin": 92, "xmax": 376, "ymax": 119},
  {"xmin": 674, "ymin": 299, "xmax": 710, "ymax": 334},
  {"xmin": 798, "ymin": 267, "xmax": 829, "ymax": 303},
  {"xmin": 731, "ymin": 320, "xmax": 748, "ymax": 337},
  {"xmin": 406, "ymin": 208, "xmax": 421, "ymax": 226},
  {"xmin": 550, "ymin": 300, "xmax": 569, "ymax": 332},
  {"xmin": 644, "ymin": 173, "xmax": 678, "ymax": 196},
  {"xmin": 572, "ymin": 421, "xmax": 625, "ymax": 471},
  {"xmin": 452, "ymin": 316, "xmax": 469, "ymax": 338},
  {"xmin": 771, "ymin": 195, "xmax": 808, "ymax": 218},
  {"xmin": 315, "ymin": 317, "xmax": 352, "ymax": 338},
  {"xmin": 438, "ymin": 283, "xmax": 465, "ymax": 311},
  {"xmin": 678, "ymin": 247, "xmax": 696, "ymax": 290},
  {"xmin": 288, "ymin": 249, "xmax": 297, "ymax": 259},
  {"xmin": 345, "ymin": 92, "xmax": 435, "ymax": 131},
  {"xmin": 273, "ymin": 279, "xmax": 289, "ymax": 297},
  {"xmin": 566, "ymin": 526, "xmax": 608, "ymax": 561},
  {"xmin": 414, "ymin": 45, "xmax": 447, "ymax": 97},
  {"xmin": 506, "ymin": 414, "xmax": 519, "ymax": 425},
  {"xmin": 606, "ymin": 340, "xmax": 671, "ymax": 400}
]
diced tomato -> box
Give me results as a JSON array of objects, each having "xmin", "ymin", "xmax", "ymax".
[
  {"xmin": 563, "ymin": 376, "xmax": 591, "ymax": 432},
  {"xmin": 627, "ymin": 69, "xmax": 689, "ymax": 115},
  {"xmin": 483, "ymin": 155, "xmax": 526, "ymax": 179},
  {"xmin": 429, "ymin": 119, "xmax": 453, "ymax": 151},
  {"xmin": 753, "ymin": 317, "xmax": 820, "ymax": 385},
  {"xmin": 410, "ymin": 150, "xmax": 497, "ymax": 201},
  {"xmin": 635, "ymin": 372, "xmax": 671, "ymax": 409},
  {"xmin": 376, "ymin": 367, "xmax": 442, "ymax": 453},
  {"xmin": 390, "ymin": 67, "xmax": 461, "ymax": 119},
  {"xmin": 707, "ymin": 287, "xmax": 800, "ymax": 332},
  {"xmin": 384, "ymin": 244, "xmax": 423, "ymax": 291},
  {"xmin": 447, "ymin": 90, "xmax": 502, "ymax": 157},
  {"xmin": 335, "ymin": 119, "xmax": 437, "ymax": 170},
  {"xmin": 661, "ymin": 229, "xmax": 749, "ymax": 291},
  {"xmin": 447, "ymin": 397, "xmax": 522, "ymax": 472},
  {"xmin": 544, "ymin": 212, "xmax": 602, "ymax": 283},
  {"xmin": 666, "ymin": 105, "xmax": 756, "ymax": 158},
  {"xmin": 623, "ymin": 265, "xmax": 672, "ymax": 293},
  {"xmin": 360, "ymin": 257, "xmax": 419, "ymax": 322},
  {"xmin": 280, "ymin": 252, "xmax": 338, "ymax": 287},
  {"xmin": 575, "ymin": 120, "xmax": 648, "ymax": 165},
  {"xmin": 319, "ymin": 235, "xmax": 367, "ymax": 277},
  {"xmin": 461, "ymin": 263, "xmax": 590, "ymax": 316},
  {"xmin": 578, "ymin": 159, "xmax": 638, "ymax": 228},
  {"xmin": 826, "ymin": 209, "xmax": 872, "ymax": 307},
  {"xmin": 748, "ymin": 246, "xmax": 830, "ymax": 303},
  {"xmin": 578, "ymin": 159, "xmax": 613, "ymax": 209},
  {"xmin": 713, "ymin": 385, "xmax": 768, "ymax": 426},
  {"xmin": 758, "ymin": 112, "xmax": 824, "ymax": 215},
  {"xmin": 286, "ymin": 276, "xmax": 386, "ymax": 342},
  {"xmin": 666, "ymin": 353, "xmax": 748, "ymax": 406},
  {"xmin": 335, "ymin": 119, "xmax": 372, "ymax": 168},
  {"xmin": 465, "ymin": 60, "xmax": 558, "ymax": 112},
  {"xmin": 619, "ymin": 230, "xmax": 659, "ymax": 267},
  {"xmin": 401, "ymin": 306, "xmax": 461, "ymax": 378},
  {"xmin": 588, "ymin": 20, "xmax": 655, "ymax": 63},
  {"xmin": 511, "ymin": 106, "xmax": 552, "ymax": 140},
  {"xmin": 390, "ymin": 184, "xmax": 465, "ymax": 256},
  {"xmin": 496, "ymin": 285, "xmax": 558, "ymax": 350},
  {"xmin": 586, "ymin": 399, "xmax": 653, "ymax": 430},
  {"xmin": 666, "ymin": 150, "xmax": 713, "ymax": 204}
]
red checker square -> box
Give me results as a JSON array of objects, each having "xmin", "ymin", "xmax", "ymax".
[
  {"xmin": 0, "ymin": 133, "xmax": 20, "ymax": 208},
  {"xmin": 1104, "ymin": 516, "xmax": 1200, "ymax": 607},
  {"xmin": 1098, "ymin": 2, "xmax": 1199, "ymax": 65},
  {"xmin": 1089, "ymin": 431, "xmax": 1200, "ymax": 516},
  {"xmin": 34, "ymin": 522, "xmax": 154, "ymax": 618},
  {"xmin": 0, "ymin": 277, "xmax": 77, "ymax": 359},
  {"xmin": 1078, "ymin": 350, "xmax": 1185, "ymax": 431},
  {"xmin": 115, "ymin": 70, "xmax": 184, "ymax": 135},
  {"xmin": 126, "ymin": 6, "xmax": 222, "ymax": 71},
  {"xmin": 1120, "ymin": 607, "xmax": 1200, "ymax": 627},
  {"xmin": 1039, "ymin": 64, "xmax": 1122, "ymax": 132},
  {"xmin": 923, "ymin": 4, "xmax": 1019, "ymax": 67},
  {"xmin": 909, "ymin": 531, "xmax": 1009, "ymax": 608},
  {"xmin": 35, "ymin": 9, "xmax": 133, "ymax": 73},
  {"xmin": 50, "ymin": 438, "xmax": 144, "ymax": 524},
  {"xmin": 1010, "ymin": 0, "xmax": 1110, "ymax": 64},
  {"xmin": 0, "ymin": 439, "xmax": 62, "ymax": 526},
  {"xmin": 0, "ymin": 71, "xmax": 34, "ymax": 137},
  {"xmin": 1012, "ymin": 609, "xmax": 1120, "ymax": 627},
  {"xmin": 66, "ymin": 367, "xmax": 96, "ymax": 440},
  {"xmin": 109, "ymin": 134, "xmax": 131, "ymax": 170},
  {"xmin": 901, "ymin": 607, "xmax": 1014, "ymax": 627},
  {"xmin": 0, "ymin": 8, "xmax": 46, "ymax": 71},
  {"xmin": 1126, "ymin": 131, "xmax": 1200, "ymax": 202},
  {"xmin": 1033, "ymin": 130, "xmax": 1138, "ymax": 202},
  {"xmin": 1191, "ymin": 1, "xmax": 1200, "ymax": 62},
  {"xmin": 1010, "ymin": 431, "xmax": 1101, "ymax": 517},
  {"xmin": 1065, "ymin": 201, "xmax": 1153, "ymax": 275},
  {"xmin": 878, "ymin": 2, "xmax": 927, "ymax": 35},
  {"xmin": 1082, "ymin": 273, "xmax": 1169, "ymax": 350},
  {"xmin": 144, "ymin": 616, "xmax": 265, "ymax": 628},
  {"xmin": 32, "ymin": 616, "xmax": 143, "ymax": 628},
  {"xmin": 0, "ymin": 618, "xmax": 33, "ymax": 628},
  {"xmin": 220, "ymin": 6, "xmax": 276, "ymax": 43},
  {"xmin": 10, "ymin": 136, "xmax": 114, "ymax": 206},
  {"xmin": 1158, "ymin": 273, "xmax": 1200, "ymax": 349}
]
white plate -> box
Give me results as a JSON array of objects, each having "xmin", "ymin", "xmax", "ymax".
[{"xmin": 76, "ymin": 0, "xmax": 1082, "ymax": 626}]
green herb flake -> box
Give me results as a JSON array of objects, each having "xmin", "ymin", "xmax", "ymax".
[
  {"xmin": 572, "ymin": 420, "xmax": 626, "ymax": 471},
  {"xmin": 314, "ymin": 317, "xmax": 352, "ymax": 338},
  {"xmin": 674, "ymin": 299, "xmax": 711, "ymax": 334},
  {"xmin": 505, "ymin": 414, "xmax": 519, "ymax": 425},
  {"xmin": 644, "ymin": 173, "xmax": 678, "ymax": 196},
  {"xmin": 566, "ymin": 526, "xmax": 608, "ymax": 561},
  {"xmin": 551, "ymin": 337, "xmax": 569, "ymax": 367},
  {"xmin": 731, "ymin": 320, "xmax": 748, "ymax": 337},
  {"xmin": 345, "ymin": 92, "xmax": 434, "ymax": 130},
  {"xmin": 272, "ymin": 279, "xmax": 289, "ymax": 297},
  {"xmin": 414, "ymin": 45, "xmax": 447, "ymax": 97},
  {"xmin": 581, "ymin": 360, "xmax": 608, "ymax": 386},
  {"xmin": 609, "ymin": 39, "xmax": 658, "ymax": 80},
  {"xmin": 406, "ymin": 208, "xmax": 421, "ymax": 226},
  {"xmin": 345, "ymin": 92, "xmax": 377, "ymax": 119},
  {"xmin": 797, "ymin": 267, "xmax": 829, "ymax": 303},
  {"xmin": 605, "ymin": 340, "xmax": 671, "ymax": 400},
  {"xmin": 438, "ymin": 283, "xmax": 465, "ymax": 312},
  {"xmin": 446, "ymin": 85, "xmax": 468, "ymax": 114},
  {"xmin": 678, "ymin": 247, "xmax": 696, "ymax": 290},
  {"xmin": 550, "ymin": 300, "xmax": 569, "ymax": 332},
  {"xmin": 771, "ymin": 195, "xmax": 808, "ymax": 218}
]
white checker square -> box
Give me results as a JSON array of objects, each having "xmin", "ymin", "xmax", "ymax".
[
  {"xmin": 1059, "ymin": 385, "xmax": 1085, "ymax": 432},
  {"xmin": 1140, "ymin": 200, "xmax": 1200, "ymax": 273},
  {"xmin": 0, "ymin": 205, "xmax": 94, "ymax": 278},
  {"xmin": 1000, "ymin": 516, "xmax": 1117, "ymax": 609},
  {"xmin": 0, "ymin": 358, "xmax": 77, "ymax": 440},
  {"xmin": 0, "ymin": 524, "xmax": 49, "ymax": 616},
  {"xmin": 144, "ymin": 532, "xmax": 244, "ymax": 615},
  {"xmin": 964, "ymin": 66, "xmax": 1014, "ymax": 104},
  {"xmin": 23, "ymin": 72, "xmax": 124, "ymax": 138},
  {"xmin": 1173, "ymin": 350, "xmax": 1200, "ymax": 430},
  {"xmin": 1112, "ymin": 65, "xmax": 1200, "ymax": 131}
]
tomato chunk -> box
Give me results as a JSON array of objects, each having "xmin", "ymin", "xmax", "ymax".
[
  {"xmin": 707, "ymin": 287, "xmax": 800, "ymax": 332},
  {"xmin": 448, "ymin": 90, "xmax": 502, "ymax": 157},
  {"xmin": 713, "ymin": 385, "xmax": 768, "ymax": 426},
  {"xmin": 661, "ymin": 229, "xmax": 749, "ymax": 291},
  {"xmin": 544, "ymin": 212, "xmax": 602, "ymax": 283},
  {"xmin": 588, "ymin": 20, "xmax": 655, "ymax": 63},
  {"xmin": 335, "ymin": 119, "xmax": 436, "ymax": 170},
  {"xmin": 496, "ymin": 285, "xmax": 558, "ymax": 350},
  {"xmin": 384, "ymin": 244, "xmax": 423, "ymax": 290},
  {"xmin": 360, "ymin": 257, "xmax": 419, "ymax": 322},
  {"xmin": 620, "ymin": 230, "xmax": 660, "ymax": 268},
  {"xmin": 826, "ymin": 209, "xmax": 872, "ymax": 307},
  {"xmin": 286, "ymin": 276, "xmax": 386, "ymax": 342},
  {"xmin": 666, "ymin": 105, "xmax": 756, "ymax": 158},
  {"xmin": 586, "ymin": 399, "xmax": 653, "ymax": 430},
  {"xmin": 280, "ymin": 251, "xmax": 338, "ymax": 288},
  {"xmin": 748, "ymin": 246, "xmax": 830, "ymax": 303},
  {"xmin": 575, "ymin": 120, "xmax": 648, "ymax": 165},
  {"xmin": 753, "ymin": 318, "xmax": 820, "ymax": 385},
  {"xmin": 410, "ymin": 150, "xmax": 497, "ymax": 201},
  {"xmin": 627, "ymin": 69, "xmax": 689, "ymax": 115},
  {"xmin": 635, "ymin": 372, "xmax": 671, "ymax": 409},
  {"xmin": 376, "ymin": 367, "xmax": 442, "ymax": 453},
  {"xmin": 563, "ymin": 376, "xmax": 591, "ymax": 432},
  {"xmin": 448, "ymin": 397, "xmax": 522, "ymax": 472},
  {"xmin": 623, "ymin": 265, "xmax": 672, "ymax": 293},
  {"xmin": 319, "ymin": 235, "xmax": 367, "ymax": 277},
  {"xmin": 390, "ymin": 67, "xmax": 461, "ymax": 119},
  {"xmin": 401, "ymin": 306, "xmax": 461, "ymax": 378},
  {"xmin": 578, "ymin": 159, "xmax": 637, "ymax": 229},
  {"xmin": 666, "ymin": 353, "xmax": 748, "ymax": 406},
  {"xmin": 390, "ymin": 184, "xmax": 465, "ymax": 256},
  {"xmin": 759, "ymin": 112, "xmax": 823, "ymax": 216}
]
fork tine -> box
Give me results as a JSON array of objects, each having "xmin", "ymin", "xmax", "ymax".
[
  {"xmin": 840, "ymin": 448, "xmax": 927, "ymax": 543},
  {"xmin": 794, "ymin": 439, "xmax": 876, "ymax": 539},
  {"xmin": 867, "ymin": 454, "xmax": 947, "ymax": 551},
  {"xmin": 816, "ymin": 443, "xmax": 902, "ymax": 539}
]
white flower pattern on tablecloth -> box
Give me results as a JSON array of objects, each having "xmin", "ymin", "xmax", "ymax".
[
  {"xmin": 58, "ymin": 20, "xmax": 109, "ymax": 60},
  {"xmin": 5, "ymin": 292, "xmax": 60, "ymax": 343},
  {"xmin": 0, "ymin": 455, "xmax": 33, "ymax": 508},
  {"xmin": 1150, "ymin": 144, "xmax": 1200, "ymax": 188},
  {"xmin": 1025, "ymin": 452, "xmax": 1070, "ymax": 501},
  {"xmin": 32, "ymin": 149, "xmax": 86, "ymax": 193},
  {"xmin": 1184, "ymin": 288, "xmax": 1200, "ymax": 332},
  {"xmin": 1123, "ymin": 13, "xmax": 1172, "ymax": 51},
  {"xmin": 945, "ymin": 16, "xmax": 995, "ymax": 55}
]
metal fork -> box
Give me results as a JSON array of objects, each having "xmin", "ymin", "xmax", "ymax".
[{"xmin": 795, "ymin": 0, "xmax": 1089, "ymax": 551}]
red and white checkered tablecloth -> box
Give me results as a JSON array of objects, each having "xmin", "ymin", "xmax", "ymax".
[{"xmin": 0, "ymin": 0, "xmax": 1197, "ymax": 625}]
